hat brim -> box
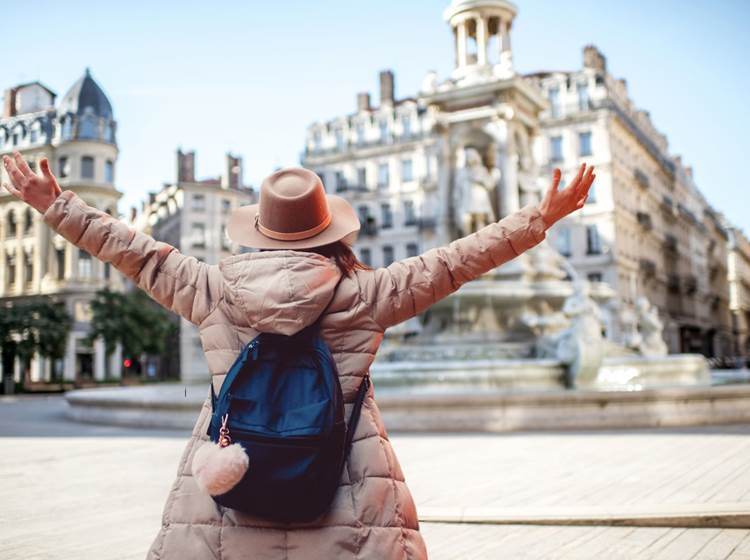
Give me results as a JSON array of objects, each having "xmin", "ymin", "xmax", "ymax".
[{"xmin": 226, "ymin": 194, "xmax": 361, "ymax": 250}]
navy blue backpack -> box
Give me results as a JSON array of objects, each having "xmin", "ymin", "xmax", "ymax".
[{"xmin": 206, "ymin": 321, "xmax": 370, "ymax": 522}]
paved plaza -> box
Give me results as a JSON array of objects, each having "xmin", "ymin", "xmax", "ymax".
[{"xmin": 2, "ymin": 395, "xmax": 750, "ymax": 559}]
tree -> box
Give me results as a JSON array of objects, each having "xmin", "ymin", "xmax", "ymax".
[
  {"xmin": 0, "ymin": 298, "xmax": 72, "ymax": 391},
  {"xmin": 87, "ymin": 288, "xmax": 177, "ymax": 380}
]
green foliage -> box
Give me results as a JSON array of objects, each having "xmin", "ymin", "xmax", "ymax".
[
  {"xmin": 0, "ymin": 298, "xmax": 73, "ymax": 380},
  {"xmin": 86, "ymin": 288, "xmax": 177, "ymax": 361}
]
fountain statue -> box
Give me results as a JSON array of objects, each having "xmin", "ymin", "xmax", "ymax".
[
  {"xmin": 634, "ymin": 296, "xmax": 669, "ymax": 357},
  {"xmin": 452, "ymin": 147, "xmax": 499, "ymax": 236}
]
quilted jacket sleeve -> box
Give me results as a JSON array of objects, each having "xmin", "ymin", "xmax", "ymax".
[
  {"xmin": 364, "ymin": 204, "xmax": 548, "ymax": 330},
  {"xmin": 42, "ymin": 190, "xmax": 224, "ymax": 325}
]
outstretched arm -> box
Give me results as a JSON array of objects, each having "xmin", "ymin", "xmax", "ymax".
[
  {"xmin": 2, "ymin": 152, "xmax": 224, "ymax": 326},
  {"xmin": 365, "ymin": 164, "xmax": 595, "ymax": 329}
]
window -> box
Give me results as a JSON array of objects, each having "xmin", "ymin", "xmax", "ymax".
[
  {"xmin": 79, "ymin": 113, "xmax": 98, "ymax": 139},
  {"xmin": 6, "ymin": 211, "xmax": 17, "ymax": 239},
  {"xmin": 550, "ymin": 136, "xmax": 563, "ymax": 162},
  {"xmin": 587, "ymin": 272, "xmax": 603, "ymax": 283},
  {"xmin": 406, "ymin": 243, "xmax": 419, "ymax": 258},
  {"xmin": 357, "ymin": 205, "xmax": 369, "ymax": 225},
  {"xmin": 377, "ymin": 163, "xmax": 389, "ymax": 189},
  {"xmin": 586, "ymin": 224, "xmax": 602, "ymax": 255},
  {"xmin": 577, "ymin": 81, "xmax": 590, "ymax": 111},
  {"xmin": 357, "ymin": 167, "xmax": 367, "ymax": 188},
  {"xmin": 379, "ymin": 119, "xmax": 389, "ymax": 142},
  {"xmin": 105, "ymin": 123, "xmax": 115, "ymax": 143},
  {"xmin": 312, "ymin": 130, "xmax": 322, "ymax": 150},
  {"xmin": 56, "ymin": 248, "xmax": 66, "ymax": 280},
  {"xmin": 335, "ymin": 171, "xmax": 347, "ymax": 192},
  {"xmin": 24, "ymin": 251, "xmax": 33, "ymax": 284},
  {"xmin": 335, "ymin": 128, "xmax": 345, "ymax": 151},
  {"xmin": 29, "ymin": 125, "xmax": 38, "ymax": 144},
  {"xmin": 586, "ymin": 182, "xmax": 596, "ymax": 204},
  {"xmin": 360, "ymin": 248, "xmax": 371, "ymax": 267},
  {"xmin": 356, "ymin": 122, "xmax": 366, "ymax": 144},
  {"xmin": 221, "ymin": 199, "xmax": 231, "ymax": 214},
  {"xmin": 382, "ymin": 245, "xmax": 394, "ymax": 266},
  {"xmin": 23, "ymin": 209, "xmax": 33, "ymax": 236},
  {"xmin": 104, "ymin": 160, "xmax": 114, "ymax": 183},
  {"xmin": 58, "ymin": 157, "xmax": 69, "ymax": 178},
  {"xmin": 6, "ymin": 253, "xmax": 16, "ymax": 287},
  {"xmin": 104, "ymin": 262, "xmax": 111, "ymax": 280},
  {"xmin": 548, "ymin": 87, "xmax": 560, "ymax": 117},
  {"xmin": 81, "ymin": 156, "xmax": 95, "ymax": 180},
  {"xmin": 401, "ymin": 159, "xmax": 413, "ymax": 182},
  {"xmin": 191, "ymin": 223, "xmax": 206, "ymax": 248},
  {"xmin": 556, "ymin": 227, "xmax": 572, "ymax": 257},
  {"xmin": 401, "ymin": 116, "xmax": 412, "ymax": 137},
  {"xmin": 61, "ymin": 118, "xmax": 73, "ymax": 140},
  {"xmin": 78, "ymin": 250, "xmax": 92, "ymax": 278},
  {"xmin": 579, "ymin": 131, "xmax": 592, "ymax": 157},
  {"xmin": 403, "ymin": 200, "xmax": 416, "ymax": 226},
  {"xmin": 192, "ymin": 194, "xmax": 206, "ymax": 211},
  {"xmin": 381, "ymin": 203, "xmax": 393, "ymax": 229}
]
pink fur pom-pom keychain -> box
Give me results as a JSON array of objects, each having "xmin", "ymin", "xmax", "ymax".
[{"xmin": 191, "ymin": 414, "xmax": 249, "ymax": 496}]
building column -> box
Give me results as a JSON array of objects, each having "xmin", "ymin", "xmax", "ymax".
[
  {"xmin": 456, "ymin": 20, "xmax": 468, "ymax": 69},
  {"xmin": 500, "ymin": 19, "xmax": 513, "ymax": 68},
  {"xmin": 476, "ymin": 16, "xmax": 488, "ymax": 66},
  {"xmin": 111, "ymin": 342, "xmax": 123, "ymax": 379},
  {"xmin": 64, "ymin": 332, "xmax": 76, "ymax": 381},
  {"xmin": 94, "ymin": 337, "xmax": 105, "ymax": 381}
]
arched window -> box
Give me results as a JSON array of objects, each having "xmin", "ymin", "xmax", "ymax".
[
  {"xmin": 23, "ymin": 208, "xmax": 33, "ymax": 236},
  {"xmin": 61, "ymin": 117, "xmax": 73, "ymax": 141},
  {"xmin": 6, "ymin": 252, "xmax": 16, "ymax": 287},
  {"xmin": 23, "ymin": 250, "xmax": 33, "ymax": 285},
  {"xmin": 79, "ymin": 111, "xmax": 99, "ymax": 139},
  {"xmin": 78, "ymin": 250, "xmax": 92, "ymax": 278},
  {"xmin": 6, "ymin": 210, "xmax": 17, "ymax": 239},
  {"xmin": 56, "ymin": 247, "xmax": 66, "ymax": 280}
]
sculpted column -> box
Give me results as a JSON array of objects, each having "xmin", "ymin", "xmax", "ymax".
[
  {"xmin": 476, "ymin": 16, "xmax": 488, "ymax": 66},
  {"xmin": 456, "ymin": 19, "xmax": 468, "ymax": 69}
]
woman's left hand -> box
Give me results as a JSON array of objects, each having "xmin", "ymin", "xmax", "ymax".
[
  {"xmin": 2, "ymin": 151, "xmax": 62, "ymax": 214},
  {"xmin": 537, "ymin": 163, "xmax": 595, "ymax": 229}
]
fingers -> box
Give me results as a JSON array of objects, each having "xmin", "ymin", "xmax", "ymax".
[
  {"xmin": 13, "ymin": 151, "xmax": 33, "ymax": 178},
  {"xmin": 2, "ymin": 182, "xmax": 22, "ymax": 199},
  {"xmin": 3, "ymin": 155, "xmax": 27, "ymax": 190},
  {"xmin": 570, "ymin": 163, "xmax": 585, "ymax": 188},
  {"xmin": 550, "ymin": 168, "xmax": 561, "ymax": 193},
  {"xmin": 40, "ymin": 157, "xmax": 53, "ymax": 179}
]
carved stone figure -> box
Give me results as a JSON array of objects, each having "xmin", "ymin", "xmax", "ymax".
[
  {"xmin": 453, "ymin": 147, "xmax": 499, "ymax": 235},
  {"xmin": 635, "ymin": 296, "xmax": 668, "ymax": 356},
  {"xmin": 550, "ymin": 281, "xmax": 605, "ymax": 386},
  {"xmin": 517, "ymin": 154, "xmax": 545, "ymax": 207}
]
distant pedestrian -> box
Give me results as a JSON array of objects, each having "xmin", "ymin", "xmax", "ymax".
[{"xmin": 3, "ymin": 152, "xmax": 593, "ymax": 559}]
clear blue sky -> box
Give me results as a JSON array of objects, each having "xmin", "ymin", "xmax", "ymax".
[{"xmin": 7, "ymin": 1, "xmax": 750, "ymax": 232}]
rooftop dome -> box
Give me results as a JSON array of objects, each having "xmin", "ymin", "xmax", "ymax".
[{"xmin": 59, "ymin": 68, "xmax": 113, "ymax": 120}]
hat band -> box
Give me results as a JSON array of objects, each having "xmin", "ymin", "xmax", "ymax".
[{"xmin": 254, "ymin": 212, "xmax": 333, "ymax": 241}]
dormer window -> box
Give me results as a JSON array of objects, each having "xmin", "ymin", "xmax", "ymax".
[
  {"xmin": 61, "ymin": 118, "xmax": 73, "ymax": 141},
  {"xmin": 79, "ymin": 110, "xmax": 99, "ymax": 139}
]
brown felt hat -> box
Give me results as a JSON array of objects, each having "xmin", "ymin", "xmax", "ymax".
[{"xmin": 226, "ymin": 167, "xmax": 360, "ymax": 250}]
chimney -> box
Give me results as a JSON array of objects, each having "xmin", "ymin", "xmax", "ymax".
[
  {"xmin": 583, "ymin": 45, "xmax": 606, "ymax": 72},
  {"xmin": 357, "ymin": 92, "xmax": 371, "ymax": 112},
  {"xmin": 176, "ymin": 149, "xmax": 195, "ymax": 183},
  {"xmin": 222, "ymin": 153, "xmax": 243, "ymax": 190},
  {"xmin": 379, "ymin": 70, "xmax": 394, "ymax": 106},
  {"xmin": 3, "ymin": 87, "xmax": 17, "ymax": 118}
]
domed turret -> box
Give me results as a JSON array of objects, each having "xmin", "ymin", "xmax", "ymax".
[{"xmin": 58, "ymin": 69, "xmax": 116, "ymax": 144}]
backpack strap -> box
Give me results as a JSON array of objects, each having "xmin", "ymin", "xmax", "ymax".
[{"xmin": 343, "ymin": 374, "xmax": 371, "ymax": 457}]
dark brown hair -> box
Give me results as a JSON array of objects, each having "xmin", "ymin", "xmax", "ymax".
[{"xmin": 260, "ymin": 241, "xmax": 370, "ymax": 277}]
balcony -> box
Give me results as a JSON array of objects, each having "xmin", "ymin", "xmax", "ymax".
[
  {"xmin": 639, "ymin": 258, "xmax": 656, "ymax": 277},
  {"xmin": 336, "ymin": 183, "xmax": 370, "ymax": 194},
  {"xmin": 634, "ymin": 168, "xmax": 650, "ymax": 190},
  {"xmin": 636, "ymin": 211, "xmax": 653, "ymax": 230},
  {"xmin": 660, "ymin": 196, "xmax": 676, "ymax": 219}
]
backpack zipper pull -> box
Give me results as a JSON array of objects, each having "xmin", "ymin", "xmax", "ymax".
[{"xmin": 218, "ymin": 413, "xmax": 232, "ymax": 448}]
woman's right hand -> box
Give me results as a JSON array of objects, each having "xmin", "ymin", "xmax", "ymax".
[{"xmin": 2, "ymin": 151, "xmax": 62, "ymax": 214}]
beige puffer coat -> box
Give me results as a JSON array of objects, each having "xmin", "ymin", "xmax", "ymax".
[{"xmin": 43, "ymin": 189, "xmax": 547, "ymax": 560}]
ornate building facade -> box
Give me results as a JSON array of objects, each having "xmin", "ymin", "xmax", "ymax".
[
  {"xmin": 0, "ymin": 70, "xmax": 125, "ymax": 387},
  {"xmin": 135, "ymin": 150, "xmax": 255, "ymax": 382},
  {"xmin": 301, "ymin": 0, "xmax": 743, "ymax": 358},
  {"xmin": 528, "ymin": 46, "xmax": 734, "ymax": 356}
]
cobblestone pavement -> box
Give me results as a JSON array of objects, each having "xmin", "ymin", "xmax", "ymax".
[{"xmin": 2, "ymin": 395, "xmax": 750, "ymax": 559}]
